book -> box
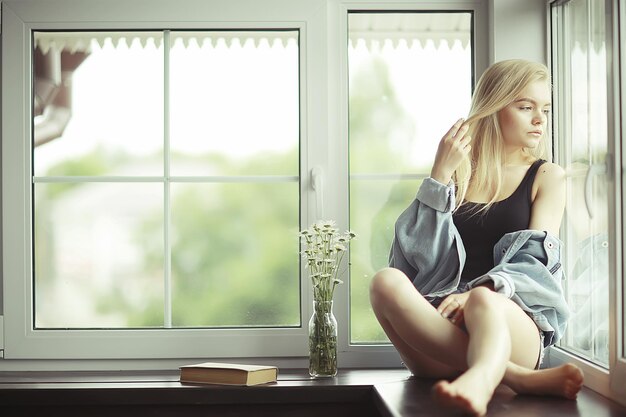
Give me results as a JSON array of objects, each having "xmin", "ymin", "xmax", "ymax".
[{"xmin": 179, "ymin": 361, "xmax": 278, "ymax": 386}]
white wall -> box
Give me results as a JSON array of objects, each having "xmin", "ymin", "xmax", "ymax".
[{"xmin": 489, "ymin": 0, "xmax": 548, "ymax": 64}]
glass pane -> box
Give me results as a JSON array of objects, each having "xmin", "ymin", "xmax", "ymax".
[
  {"xmin": 348, "ymin": 12, "xmax": 472, "ymax": 343},
  {"xmin": 33, "ymin": 32, "xmax": 164, "ymax": 177},
  {"xmin": 34, "ymin": 183, "xmax": 164, "ymax": 328},
  {"xmin": 350, "ymin": 179, "xmax": 424, "ymax": 342},
  {"xmin": 170, "ymin": 182, "xmax": 300, "ymax": 327},
  {"xmin": 169, "ymin": 31, "xmax": 299, "ymax": 176},
  {"xmin": 554, "ymin": 0, "xmax": 609, "ymax": 367},
  {"xmin": 32, "ymin": 30, "xmax": 301, "ymax": 332}
]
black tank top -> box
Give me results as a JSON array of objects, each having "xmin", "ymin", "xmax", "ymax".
[{"xmin": 452, "ymin": 159, "xmax": 546, "ymax": 283}]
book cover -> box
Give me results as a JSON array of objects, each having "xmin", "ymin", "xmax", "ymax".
[{"xmin": 179, "ymin": 362, "xmax": 279, "ymax": 386}]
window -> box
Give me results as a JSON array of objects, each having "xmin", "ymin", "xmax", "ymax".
[
  {"xmin": 347, "ymin": 11, "xmax": 473, "ymax": 344},
  {"xmin": 33, "ymin": 31, "xmax": 300, "ymax": 330},
  {"xmin": 3, "ymin": 0, "xmax": 322, "ymax": 361},
  {"xmin": 550, "ymin": 0, "xmax": 625, "ymax": 405},
  {"xmin": 551, "ymin": 0, "xmax": 610, "ymax": 367}
]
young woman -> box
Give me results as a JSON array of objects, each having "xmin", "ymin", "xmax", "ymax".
[{"xmin": 369, "ymin": 60, "xmax": 584, "ymax": 416}]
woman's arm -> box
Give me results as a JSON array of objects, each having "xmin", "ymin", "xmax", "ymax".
[
  {"xmin": 389, "ymin": 178, "xmax": 464, "ymax": 295},
  {"xmin": 529, "ymin": 162, "xmax": 567, "ymax": 235}
]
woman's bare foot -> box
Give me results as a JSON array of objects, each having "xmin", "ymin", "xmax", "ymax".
[
  {"xmin": 431, "ymin": 368, "xmax": 496, "ymax": 416},
  {"xmin": 505, "ymin": 363, "xmax": 584, "ymax": 399}
]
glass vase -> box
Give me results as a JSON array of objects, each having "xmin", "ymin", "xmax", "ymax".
[{"xmin": 308, "ymin": 300, "xmax": 338, "ymax": 377}]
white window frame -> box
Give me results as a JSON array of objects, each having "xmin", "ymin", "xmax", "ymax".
[
  {"xmin": 327, "ymin": 0, "xmax": 488, "ymax": 367},
  {"xmin": 1, "ymin": 0, "xmax": 489, "ymax": 370},
  {"xmin": 546, "ymin": 0, "xmax": 626, "ymax": 406},
  {"xmin": 1, "ymin": 0, "xmax": 324, "ymax": 366},
  {"xmin": 610, "ymin": 0, "xmax": 626, "ymax": 403}
]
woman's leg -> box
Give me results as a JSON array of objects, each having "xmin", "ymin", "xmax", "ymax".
[
  {"xmin": 503, "ymin": 361, "xmax": 583, "ymax": 399},
  {"xmin": 369, "ymin": 268, "xmax": 471, "ymax": 373},
  {"xmin": 431, "ymin": 285, "xmax": 534, "ymax": 415},
  {"xmin": 370, "ymin": 268, "xmax": 539, "ymax": 369},
  {"xmin": 372, "ymin": 295, "xmax": 462, "ymax": 379},
  {"xmin": 370, "ymin": 267, "xmax": 583, "ymax": 415}
]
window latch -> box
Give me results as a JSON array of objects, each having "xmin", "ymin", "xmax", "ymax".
[
  {"xmin": 584, "ymin": 162, "xmax": 607, "ymax": 219},
  {"xmin": 311, "ymin": 166, "xmax": 324, "ymax": 219}
]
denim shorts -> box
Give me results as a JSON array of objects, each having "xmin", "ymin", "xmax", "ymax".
[{"xmin": 535, "ymin": 330, "xmax": 546, "ymax": 369}]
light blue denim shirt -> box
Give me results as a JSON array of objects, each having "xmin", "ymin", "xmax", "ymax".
[{"xmin": 389, "ymin": 177, "xmax": 569, "ymax": 347}]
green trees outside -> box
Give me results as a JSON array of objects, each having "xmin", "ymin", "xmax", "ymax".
[
  {"xmin": 35, "ymin": 149, "xmax": 301, "ymax": 328},
  {"xmin": 162, "ymin": 176, "xmax": 300, "ymax": 327}
]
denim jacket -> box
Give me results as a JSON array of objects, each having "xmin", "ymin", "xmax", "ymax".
[{"xmin": 389, "ymin": 177, "xmax": 569, "ymax": 347}]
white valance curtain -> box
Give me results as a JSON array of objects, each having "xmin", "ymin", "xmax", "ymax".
[
  {"xmin": 348, "ymin": 12, "xmax": 471, "ymax": 49},
  {"xmin": 33, "ymin": 31, "xmax": 298, "ymax": 54},
  {"xmin": 34, "ymin": 12, "xmax": 472, "ymax": 54}
]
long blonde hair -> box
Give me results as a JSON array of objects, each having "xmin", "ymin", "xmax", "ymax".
[{"xmin": 454, "ymin": 59, "xmax": 550, "ymax": 211}]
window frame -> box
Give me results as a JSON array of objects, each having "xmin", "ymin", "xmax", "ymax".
[
  {"xmin": 2, "ymin": 0, "xmax": 320, "ymax": 363},
  {"xmin": 324, "ymin": 0, "xmax": 488, "ymax": 367},
  {"xmin": 610, "ymin": 0, "xmax": 626, "ymax": 402},
  {"xmin": 546, "ymin": 0, "xmax": 626, "ymax": 406},
  {"xmin": 1, "ymin": 0, "xmax": 489, "ymax": 369}
]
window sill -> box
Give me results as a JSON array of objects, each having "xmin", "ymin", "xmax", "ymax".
[{"xmin": 1, "ymin": 368, "xmax": 625, "ymax": 416}]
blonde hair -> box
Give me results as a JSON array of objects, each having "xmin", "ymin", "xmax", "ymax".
[{"xmin": 454, "ymin": 59, "xmax": 550, "ymax": 212}]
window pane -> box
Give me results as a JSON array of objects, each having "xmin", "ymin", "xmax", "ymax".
[
  {"xmin": 169, "ymin": 31, "xmax": 299, "ymax": 176},
  {"xmin": 31, "ymin": 31, "xmax": 301, "ymax": 331},
  {"xmin": 350, "ymin": 178, "xmax": 424, "ymax": 342},
  {"xmin": 170, "ymin": 182, "xmax": 300, "ymax": 327},
  {"xmin": 553, "ymin": 0, "xmax": 609, "ymax": 367},
  {"xmin": 33, "ymin": 32, "xmax": 164, "ymax": 177},
  {"xmin": 348, "ymin": 12, "xmax": 472, "ymax": 343},
  {"xmin": 34, "ymin": 183, "xmax": 164, "ymax": 328}
]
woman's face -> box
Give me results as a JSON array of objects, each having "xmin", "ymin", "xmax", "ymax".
[{"xmin": 498, "ymin": 79, "xmax": 551, "ymax": 152}]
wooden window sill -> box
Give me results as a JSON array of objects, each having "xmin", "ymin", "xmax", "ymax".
[{"xmin": 0, "ymin": 368, "xmax": 624, "ymax": 416}]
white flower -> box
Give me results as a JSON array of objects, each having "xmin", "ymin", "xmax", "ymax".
[{"xmin": 299, "ymin": 220, "xmax": 355, "ymax": 302}]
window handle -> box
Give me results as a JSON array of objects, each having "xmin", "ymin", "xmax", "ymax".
[
  {"xmin": 311, "ymin": 166, "xmax": 324, "ymax": 219},
  {"xmin": 584, "ymin": 162, "xmax": 606, "ymax": 219}
]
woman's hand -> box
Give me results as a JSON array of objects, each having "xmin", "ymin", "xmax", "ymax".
[
  {"xmin": 437, "ymin": 291, "xmax": 470, "ymax": 326},
  {"xmin": 430, "ymin": 118, "xmax": 472, "ymax": 185}
]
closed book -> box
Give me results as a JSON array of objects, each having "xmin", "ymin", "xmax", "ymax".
[{"xmin": 179, "ymin": 362, "xmax": 278, "ymax": 386}]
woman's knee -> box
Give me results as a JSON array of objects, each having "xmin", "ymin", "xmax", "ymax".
[
  {"xmin": 465, "ymin": 286, "xmax": 499, "ymax": 310},
  {"xmin": 369, "ymin": 267, "xmax": 410, "ymax": 305}
]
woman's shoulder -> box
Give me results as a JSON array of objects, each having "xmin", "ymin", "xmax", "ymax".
[
  {"xmin": 535, "ymin": 161, "xmax": 566, "ymax": 179},
  {"xmin": 533, "ymin": 161, "xmax": 566, "ymax": 193}
]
